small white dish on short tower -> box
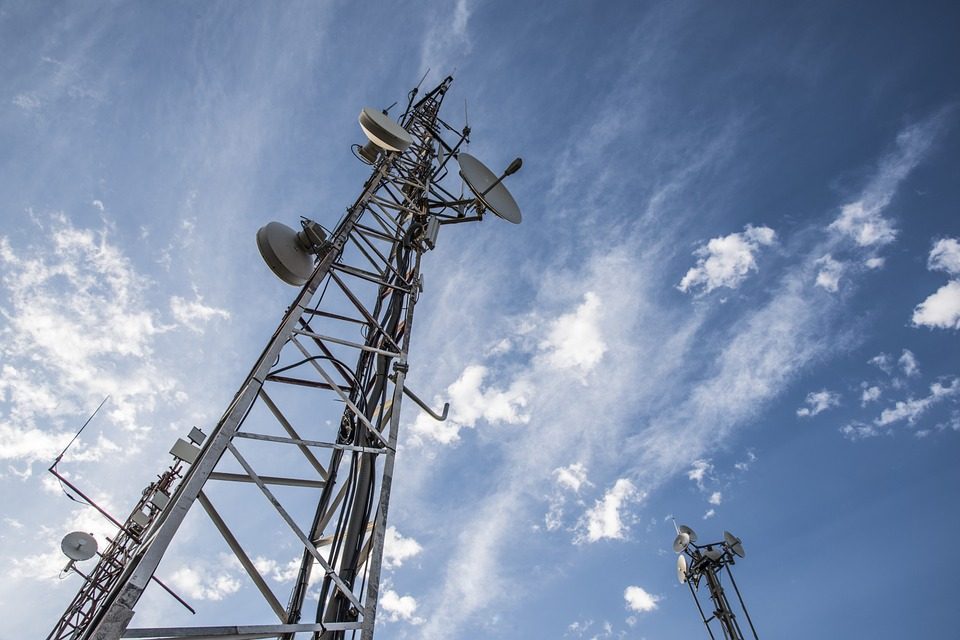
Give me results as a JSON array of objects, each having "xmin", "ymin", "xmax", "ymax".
[{"xmin": 61, "ymin": 531, "xmax": 97, "ymax": 562}]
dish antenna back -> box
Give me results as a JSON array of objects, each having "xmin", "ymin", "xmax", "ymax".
[
  {"xmin": 256, "ymin": 219, "xmax": 328, "ymax": 286},
  {"xmin": 676, "ymin": 553, "xmax": 688, "ymax": 584}
]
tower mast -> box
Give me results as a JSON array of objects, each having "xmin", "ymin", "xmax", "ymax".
[{"xmin": 47, "ymin": 75, "xmax": 523, "ymax": 640}]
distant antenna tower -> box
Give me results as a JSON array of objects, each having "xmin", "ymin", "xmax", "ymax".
[
  {"xmin": 46, "ymin": 75, "xmax": 524, "ymax": 640},
  {"xmin": 673, "ymin": 524, "xmax": 759, "ymax": 640}
]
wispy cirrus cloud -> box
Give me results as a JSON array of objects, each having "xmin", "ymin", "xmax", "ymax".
[{"xmin": 828, "ymin": 111, "xmax": 949, "ymax": 248}]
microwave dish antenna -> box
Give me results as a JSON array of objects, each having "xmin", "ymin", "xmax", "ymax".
[
  {"xmin": 256, "ymin": 220, "xmax": 328, "ymax": 286},
  {"xmin": 359, "ymin": 107, "xmax": 413, "ymax": 152},
  {"xmin": 60, "ymin": 531, "xmax": 97, "ymax": 562},
  {"xmin": 677, "ymin": 554, "xmax": 688, "ymax": 584},
  {"xmin": 678, "ymin": 524, "xmax": 698, "ymax": 543},
  {"xmin": 457, "ymin": 153, "xmax": 523, "ymax": 223},
  {"xmin": 673, "ymin": 530, "xmax": 691, "ymax": 553},
  {"xmin": 724, "ymin": 530, "xmax": 746, "ymax": 558}
]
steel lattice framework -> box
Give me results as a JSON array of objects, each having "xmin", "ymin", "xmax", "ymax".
[{"xmin": 48, "ymin": 75, "xmax": 500, "ymax": 640}]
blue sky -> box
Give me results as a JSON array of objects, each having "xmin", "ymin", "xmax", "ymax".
[{"xmin": 1, "ymin": 1, "xmax": 959, "ymax": 638}]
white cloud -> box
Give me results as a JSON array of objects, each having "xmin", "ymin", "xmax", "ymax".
[
  {"xmin": 828, "ymin": 200, "xmax": 898, "ymax": 247},
  {"xmin": 554, "ymin": 462, "xmax": 589, "ymax": 493},
  {"xmin": 12, "ymin": 93, "xmax": 41, "ymax": 110},
  {"xmin": 0, "ymin": 215, "xmax": 191, "ymax": 471},
  {"xmin": 409, "ymin": 365, "xmax": 530, "ymax": 445},
  {"xmin": 865, "ymin": 257, "xmax": 885, "ymax": 269},
  {"xmin": 797, "ymin": 390, "xmax": 841, "ymax": 417},
  {"xmin": 678, "ymin": 224, "xmax": 776, "ymax": 294},
  {"xmin": 708, "ymin": 491, "xmax": 722, "ymax": 505},
  {"xmin": 869, "ymin": 353, "xmax": 893, "ymax": 374},
  {"xmin": 815, "ymin": 254, "xmax": 844, "ymax": 292},
  {"xmin": 383, "ymin": 526, "xmax": 423, "ymax": 569},
  {"xmin": 91, "ymin": 199, "xmax": 105, "ymax": 212},
  {"xmin": 861, "ymin": 385, "xmax": 882, "ymax": 406},
  {"xmin": 169, "ymin": 566, "xmax": 241, "ymax": 601},
  {"xmin": 703, "ymin": 508, "xmax": 716, "ymax": 519},
  {"xmin": 623, "ymin": 585, "xmax": 660, "ymax": 613},
  {"xmin": 251, "ymin": 556, "xmax": 305, "ymax": 583},
  {"xmin": 734, "ymin": 450, "xmax": 757, "ymax": 472},
  {"xmin": 912, "ymin": 280, "xmax": 960, "ymax": 330},
  {"xmin": 898, "ymin": 349, "xmax": 920, "ymax": 377},
  {"xmin": 380, "ymin": 589, "xmax": 424, "ymax": 624},
  {"xmin": 170, "ymin": 293, "xmax": 230, "ymax": 331},
  {"xmin": 687, "ymin": 459, "xmax": 712, "ymax": 489},
  {"xmin": 876, "ymin": 378, "xmax": 960, "ymax": 426},
  {"xmin": 577, "ymin": 478, "xmax": 640, "ymax": 543},
  {"xmin": 928, "ymin": 238, "xmax": 960, "ymax": 275},
  {"xmin": 539, "ymin": 292, "xmax": 607, "ymax": 375}
]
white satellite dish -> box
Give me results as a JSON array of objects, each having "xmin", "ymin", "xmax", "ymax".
[
  {"xmin": 703, "ymin": 547, "xmax": 723, "ymax": 561},
  {"xmin": 679, "ymin": 524, "xmax": 698, "ymax": 543},
  {"xmin": 677, "ymin": 554, "xmax": 688, "ymax": 584},
  {"xmin": 61, "ymin": 531, "xmax": 97, "ymax": 562},
  {"xmin": 673, "ymin": 531, "xmax": 691, "ymax": 553},
  {"xmin": 457, "ymin": 153, "xmax": 523, "ymax": 224},
  {"xmin": 358, "ymin": 108, "xmax": 413, "ymax": 153},
  {"xmin": 256, "ymin": 221, "xmax": 316, "ymax": 286},
  {"xmin": 724, "ymin": 530, "xmax": 745, "ymax": 558}
]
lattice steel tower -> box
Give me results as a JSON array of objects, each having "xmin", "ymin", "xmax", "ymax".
[{"xmin": 46, "ymin": 75, "xmax": 523, "ymax": 640}]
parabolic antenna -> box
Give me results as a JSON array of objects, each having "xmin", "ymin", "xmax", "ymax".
[
  {"xmin": 678, "ymin": 524, "xmax": 698, "ymax": 543},
  {"xmin": 703, "ymin": 547, "xmax": 723, "ymax": 561},
  {"xmin": 724, "ymin": 530, "xmax": 745, "ymax": 558},
  {"xmin": 256, "ymin": 221, "xmax": 315, "ymax": 286},
  {"xmin": 358, "ymin": 108, "xmax": 413, "ymax": 153},
  {"xmin": 61, "ymin": 531, "xmax": 97, "ymax": 562},
  {"xmin": 457, "ymin": 153, "xmax": 522, "ymax": 224},
  {"xmin": 677, "ymin": 554, "xmax": 688, "ymax": 584},
  {"xmin": 673, "ymin": 531, "xmax": 691, "ymax": 553}
]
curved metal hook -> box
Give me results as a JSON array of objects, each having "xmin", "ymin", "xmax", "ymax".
[{"xmin": 400, "ymin": 384, "xmax": 449, "ymax": 422}]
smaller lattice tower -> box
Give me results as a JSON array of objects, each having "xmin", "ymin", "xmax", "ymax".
[{"xmin": 672, "ymin": 524, "xmax": 760, "ymax": 640}]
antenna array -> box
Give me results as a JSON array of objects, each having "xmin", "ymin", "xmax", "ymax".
[
  {"xmin": 46, "ymin": 75, "xmax": 524, "ymax": 640},
  {"xmin": 673, "ymin": 525, "xmax": 759, "ymax": 640}
]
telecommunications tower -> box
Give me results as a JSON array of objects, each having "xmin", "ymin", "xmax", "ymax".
[
  {"xmin": 46, "ymin": 75, "xmax": 524, "ymax": 640},
  {"xmin": 673, "ymin": 524, "xmax": 759, "ymax": 640}
]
